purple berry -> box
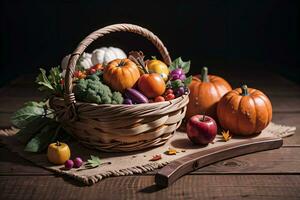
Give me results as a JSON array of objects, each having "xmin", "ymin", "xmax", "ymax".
[
  {"xmin": 64, "ymin": 159, "xmax": 74, "ymax": 170},
  {"xmin": 184, "ymin": 87, "xmax": 189, "ymax": 94},
  {"xmin": 174, "ymin": 86, "xmax": 185, "ymax": 97},
  {"xmin": 73, "ymin": 157, "xmax": 83, "ymax": 168},
  {"xmin": 123, "ymin": 98, "xmax": 133, "ymax": 105}
]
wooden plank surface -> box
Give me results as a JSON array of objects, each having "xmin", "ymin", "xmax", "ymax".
[{"xmin": 0, "ymin": 175, "xmax": 299, "ymax": 200}]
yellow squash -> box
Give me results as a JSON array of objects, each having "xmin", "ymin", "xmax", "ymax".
[{"xmin": 147, "ymin": 59, "xmax": 169, "ymax": 81}]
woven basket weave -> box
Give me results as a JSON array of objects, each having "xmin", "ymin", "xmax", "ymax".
[{"xmin": 50, "ymin": 23, "xmax": 189, "ymax": 152}]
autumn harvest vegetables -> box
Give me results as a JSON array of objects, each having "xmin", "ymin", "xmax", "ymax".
[
  {"xmin": 11, "ymin": 43, "xmax": 191, "ymax": 154},
  {"xmin": 217, "ymin": 85, "xmax": 272, "ymax": 136},
  {"xmin": 186, "ymin": 67, "xmax": 232, "ymax": 120},
  {"xmin": 11, "ymin": 23, "xmax": 275, "ymax": 155}
]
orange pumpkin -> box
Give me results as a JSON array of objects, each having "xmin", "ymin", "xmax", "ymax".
[
  {"xmin": 217, "ymin": 85, "xmax": 272, "ymax": 136},
  {"xmin": 186, "ymin": 67, "xmax": 232, "ymax": 120},
  {"xmin": 103, "ymin": 59, "xmax": 140, "ymax": 92},
  {"xmin": 138, "ymin": 73, "xmax": 166, "ymax": 98}
]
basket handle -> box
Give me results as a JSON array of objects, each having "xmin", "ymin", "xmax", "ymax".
[{"xmin": 64, "ymin": 23, "xmax": 172, "ymax": 105}]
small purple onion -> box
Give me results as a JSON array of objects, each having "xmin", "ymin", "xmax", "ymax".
[
  {"xmin": 73, "ymin": 157, "xmax": 83, "ymax": 168},
  {"xmin": 179, "ymin": 74, "xmax": 186, "ymax": 81},
  {"xmin": 170, "ymin": 68, "xmax": 184, "ymax": 80},
  {"xmin": 123, "ymin": 98, "xmax": 133, "ymax": 105},
  {"xmin": 64, "ymin": 159, "xmax": 74, "ymax": 170}
]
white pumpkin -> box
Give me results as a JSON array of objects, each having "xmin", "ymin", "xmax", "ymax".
[
  {"xmin": 91, "ymin": 47, "xmax": 127, "ymax": 65},
  {"xmin": 77, "ymin": 52, "xmax": 93, "ymax": 69},
  {"xmin": 61, "ymin": 52, "xmax": 93, "ymax": 70}
]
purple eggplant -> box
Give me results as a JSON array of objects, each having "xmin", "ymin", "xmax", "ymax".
[
  {"xmin": 123, "ymin": 98, "xmax": 133, "ymax": 105},
  {"xmin": 124, "ymin": 88, "xmax": 149, "ymax": 104}
]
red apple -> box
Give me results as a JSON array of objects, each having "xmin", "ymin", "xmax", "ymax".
[{"xmin": 186, "ymin": 115, "xmax": 217, "ymax": 145}]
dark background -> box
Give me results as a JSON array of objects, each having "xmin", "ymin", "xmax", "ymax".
[{"xmin": 0, "ymin": 0, "xmax": 299, "ymax": 86}]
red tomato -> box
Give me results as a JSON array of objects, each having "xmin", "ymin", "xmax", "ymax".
[
  {"xmin": 138, "ymin": 73, "xmax": 166, "ymax": 98},
  {"xmin": 155, "ymin": 96, "xmax": 165, "ymax": 102},
  {"xmin": 165, "ymin": 93, "xmax": 175, "ymax": 101}
]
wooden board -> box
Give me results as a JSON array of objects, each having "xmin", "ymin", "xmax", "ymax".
[{"xmin": 155, "ymin": 134, "xmax": 283, "ymax": 187}]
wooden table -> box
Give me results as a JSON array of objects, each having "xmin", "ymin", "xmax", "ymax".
[{"xmin": 1, "ymin": 66, "xmax": 300, "ymax": 200}]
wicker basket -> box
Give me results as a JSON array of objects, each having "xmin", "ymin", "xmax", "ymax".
[{"xmin": 50, "ymin": 23, "xmax": 189, "ymax": 152}]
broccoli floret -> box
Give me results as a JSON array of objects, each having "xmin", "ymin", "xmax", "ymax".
[
  {"xmin": 111, "ymin": 92, "xmax": 124, "ymax": 104},
  {"xmin": 86, "ymin": 74, "xmax": 100, "ymax": 81},
  {"xmin": 74, "ymin": 76, "xmax": 123, "ymax": 104}
]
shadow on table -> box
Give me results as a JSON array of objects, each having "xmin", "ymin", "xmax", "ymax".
[{"xmin": 138, "ymin": 184, "xmax": 166, "ymax": 193}]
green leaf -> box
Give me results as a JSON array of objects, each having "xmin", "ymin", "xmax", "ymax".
[
  {"xmin": 23, "ymin": 101, "xmax": 45, "ymax": 107},
  {"xmin": 169, "ymin": 57, "xmax": 191, "ymax": 74},
  {"xmin": 36, "ymin": 68, "xmax": 54, "ymax": 92},
  {"xmin": 169, "ymin": 57, "xmax": 183, "ymax": 71},
  {"xmin": 11, "ymin": 105, "xmax": 45, "ymax": 128},
  {"xmin": 171, "ymin": 80, "xmax": 184, "ymax": 89},
  {"xmin": 35, "ymin": 67, "xmax": 63, "ymax": 95},
  {"xmin": 181, "ymin": 60, "xmax": 191, "ymax": 74},
  {"xmin": 24, "ymin": 121, "xmax": 59, "ymax": 152},
  {"xmin": 16, "ymin": 117, "xmax": 52, "ymax": 144},
  {"xmin": 183, "ymin": 75, "xmax": 193, "ymax": 86},
  {"xmin": 86, "ymin": 155, "xmax": 101, "ymax": 167}
]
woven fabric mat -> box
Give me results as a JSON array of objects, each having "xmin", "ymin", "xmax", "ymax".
[{"xmin": 0, "ymin": 122, "xmax": 296, "ymax": 185}]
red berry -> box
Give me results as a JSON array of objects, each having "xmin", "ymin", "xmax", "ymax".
[
  {"xmin": 154, "ymin": 96, "xmax": 165, "ymax": 102},
  {"xmin": 89, "ymin": 68, "xmax": 96, "ymax": 74},
  {"xmin": 165, "ymin": 89, "xmax": 173, "ymax": 95},
  {"xmin": 165, "ymin": 93, "xmax": 175, "ymax": 101}
]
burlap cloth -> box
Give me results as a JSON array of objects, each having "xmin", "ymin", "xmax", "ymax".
[{"xmin": 0, "ymin": 122, "xmax": 295, "ymax": 185}]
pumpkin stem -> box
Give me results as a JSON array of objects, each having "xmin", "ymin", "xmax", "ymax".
[
  {"xmin": 241, "ymin": 85, "xmax": 249, "ymax": 96},
  {"xmin": 151, "ymin": 56, "xmax": 157, "ymax": 60},
  {"xmin": 56, "ymin": 141, "xmax": 60, "ymax": 146},
  {"xmin": 119, "ymin": 60, "xmax": 125, "ymax": 66},
  {"xmin": 201, "ymin": 67, "xmax": 209, "ymax": 82}
]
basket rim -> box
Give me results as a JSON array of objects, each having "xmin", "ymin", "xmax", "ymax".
[{"xmin": 50, "ymin": 92, "xmax": 189, "ymax": 108}]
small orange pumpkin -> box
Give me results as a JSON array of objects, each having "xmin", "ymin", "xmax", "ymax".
[
  {"xmin": 186, "ymin": 67, "xmax": 232, "ymax": 120},
  {"xmin": 217, "ymin": 85, "xmax": 272, "ymax": 136},
  {"xmin": 103, "ymin": 59, "xmax": 140, "ymax": 92}
]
